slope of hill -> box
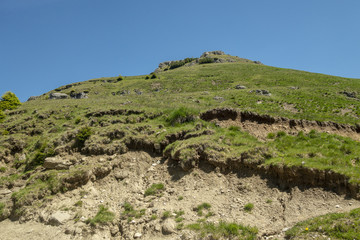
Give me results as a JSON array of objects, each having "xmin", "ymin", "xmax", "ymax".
[{"xmin": 0, "ymin": 51, "xmax": 360, "ymax": 239}]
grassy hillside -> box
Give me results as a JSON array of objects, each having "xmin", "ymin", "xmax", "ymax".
[{"xmin": 0, "ymin": 51, "xmax": 360, "ymax": 239}]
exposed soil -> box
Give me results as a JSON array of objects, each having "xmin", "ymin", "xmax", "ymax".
[
  {"xmin": 1, "ymin": 151, "xmax": 359, "ymax": 240},
  {"xmin": 200, "ymin": 108, "xmax": 360, "ymax": 141}
]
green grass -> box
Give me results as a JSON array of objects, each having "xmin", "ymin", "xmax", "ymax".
[
  {"xmin": 244, "ymin": 203, "xmax": 254, "ymax": 212},
  {"xmin": 286, "ymin": 208, "xmax": 360, "ymax": 240},
  {"xmin": 86, "ymin": 205, "xmax": 115, "ymax": 226},
  {"xmin": 187, "ymin": 220, "xmax": 258, "ymax": 240},
  {"xmin": 0, "ymin": 202, "xmax": 5, "ymax": 216},
  {"xmin": 144, "ymin": 183, "xmax": 165, "ymax": 196}
]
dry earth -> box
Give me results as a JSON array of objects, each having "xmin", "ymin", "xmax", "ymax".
[{"xmin": 1, "ymin": 151, "xmax": 359, "ymax": 240}]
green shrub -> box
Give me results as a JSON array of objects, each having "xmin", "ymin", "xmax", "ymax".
[
  {"xmin": 117, "ymin": 75, "xmax": 123, "ymax": 81},
  {"xmin": 244, "ymin": 203, "xmax": 254, "ymax": 212},
  {"xmin": 0, "ymin": 110, "xmax": 5, "ymax": 122},
  {"xmin": 199, "ymin": 57, "xmax": 215, "ymax": 64},
  {"xmin": 74, "ymin": 118, "xmax": 81, "ymax": 124},
  {"xmin": 150, "ymin": 73, "xmax": 157, "ymax": 79},
  {"xmin": 0, "ymin": 167, "xmax": 6, "ymax": 173},
  {"xmin": 144, "ymin": 183, "xmax": 164, "ymax": 196},
  {"xmin": 0, "ymin": 91, "xmax": 21, "ymax": 111},
  {"xmin": 166, "ymin": 107, "xmax": 197, "ymax": 126},
  {"xmin": 162, "ymin": 211, "xmax": 171, "ymax": 219},
  {"xmin": 75, "ymin": 127, "xmax": 92, "ymax": 147},
  {"xmin": 145, "ymin": 75, "xmax": 150, "ymax": 79},
  {"xmin": 276, "ymin": 131, "xmax": 286, "ymax": 137},
  {"xmin": 267, "ymin": 132, "xmax": 275, "ymax": 139},
  {"xmin": 86, "ymin": 205, "xmax": 115, "ymax": 226},
  {"xmin": 0, "ymin": 202, "xmax": 5, "ymax": 216}
]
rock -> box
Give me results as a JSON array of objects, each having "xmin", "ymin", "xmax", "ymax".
[
  {"xmin": 235, "ymin": 85, "xmax": 246, "ymax": 89},
  {"xmin": 114, "ymin": 170, "xmax": 129, "ymax": 180},
  {"xmin": 43, "ymin": 156, "xmax": 73, "ymax": 170},
  {"xmin": 255, "ymin": 89, "xmax": 271, "ymax": 96},
  {"xmin": 48, "ymin": 211, "xmax": 71, "ymax": 226},
  {"xmin": 213, "ymin": 96, "xmax": 224, "ymax": 101},
  {"xmin": 162, "ymin": 218, "xmax": 176, "ymax": 235},
  {"xmin": 49, "ymin": 93, "xmax": 69, "ymax": 99},
  {"xmin": 134, "ymin": 232, "xmax": 142, "ymax": 238},
  {"xmin": 341, "ymin": 91, "xmax": 357, "ymax": 98},
  {"xmin": 0, "ymin": 189, "xmax": 12, "ymax": 195},
  {"xmin": 70, "ymin": 92, "xmax": 88, "ymax": 99},
  {"xmin": 335, "ymin": 205, "xmax": 340, "ymax": 208},
  {"xmin": 201, "ymin": 51, "xmax": 225, "ymax": 58},
  {"xmin": 27, "ymin": 96, "xmax": 40, "ymax": 101}
]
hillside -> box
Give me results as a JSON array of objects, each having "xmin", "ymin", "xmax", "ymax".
[{"xmin": 1, "ymin": 51, "xmax": 360, "ymax": 240}]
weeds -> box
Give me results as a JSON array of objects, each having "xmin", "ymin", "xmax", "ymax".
[{"xmin": 86, "ymin": 205, "xmax": 115, "ymax": 226}]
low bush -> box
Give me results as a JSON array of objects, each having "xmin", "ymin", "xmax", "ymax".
[
  {"xmin": 199, "ymin": 57, "xmax": 215, "ymax": 64},
  {"xmin": 244, "ymin": 203, "xmax": 254, "ymax": 212}
]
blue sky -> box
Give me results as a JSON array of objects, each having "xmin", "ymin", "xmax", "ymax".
[{"xmin": 1, "ymin": 0, "xmax": 360, "ymax": 102}]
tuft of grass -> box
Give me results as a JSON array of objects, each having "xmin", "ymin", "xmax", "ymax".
[
  {"xmin": 86, "ymin": 205, "xmax": 115, "ymax": 226},
  {"xmin": 166, "ymin": 107, "xmax": 197, "ymax": 126},
  {"xmin": 162, "ymin": 211, "xmax": 171, "ymax": 219},
  {"xmin": 0, "ymin": 202, "xmax": 5, "ymax": 216},
  {"xmin": 0, "ymin": 167, "xmax": 6, "ymax": 173},
  {"xmin": 244, "ymin": 203, "xmax": 254, "ymax": 212},
  {"xmin": 74, "ymin": 200, "xmax": 83, "ymax": 207},
  {"xmin": 144, "ymin": 183, "xmax": 164, "ymax": 196},
  {"xmin": 178, "ymin": 195, "xmax": 184, "ymax": 201}
]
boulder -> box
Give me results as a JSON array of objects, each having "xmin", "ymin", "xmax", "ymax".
[
  {"xmin": 255, "ymin": 89, "xmax": 271, "ymax": 96},
  {"xmin": 162, "ymin": 218, "xmax": 176, "ymax": 235},
  {"xmin": 49, "ymin": 93, "xmax": 69, "ymax": 99},
  {"xmin": 235, "ymin": 85, "xmax": 246, "ymax": 89},
  {"xmin": 70, "ymin": 92, "xmax": 88, "ymax": 99},
  {"xmin": 27, "ymin": 96, "xmax": 40, "ymax": 101},
  {"xmin": 201, "ymin": 51, "xmax": 225, "ymax": 58},
  {"xmin": 43, "ymin": 156, "xmax": 73, "ymax": 170},
  {"xmin": 48, "ymin": 211, "xmax": 71, "ymax": 226}
]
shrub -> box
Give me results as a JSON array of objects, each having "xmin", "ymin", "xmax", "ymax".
[
  {"xmin": 86, "ymin": 205, "xmax": 115, "ymax": 226},
  {"xmin": 117, "ymin": 75, "xmax": 123, "ymax": 81},
  {"xmin": 0, "ymin": 91, "xmax": 21, "ymax": 111},
  {"xmin": 144, "ymin": 183, "xmax": 164, "ymax": 196},
  {"xmin": 199, "ymin": 57, "xmax": 215, "ymax": 64},
  {"xmin": 276, "ymin": 131, "xmax": 286, "ymax": 138},
  {"xmin": 0, "ymin": 110, "xmax": 5, "ymax": 122},
  {"xmin": 150, "ymin": 73, "xmax": 157, "ymax": 79},
  {"xmin": 166, "ymin": 107, "xmax": 197, "ymax": 126},
  {"xmin": 145, "ymin": 75, "xmax": 150, "ymax": 79},
  {"xmin": 244, "ymin": 203, "xmax": 254, "ymax": 212},
  {"xmin": 75, "ymin": 127, "xmax": 92, "ymax": 147},
  {"xmin": 0, "ymin": 167, "xmax": 6, "ymax": 173}
]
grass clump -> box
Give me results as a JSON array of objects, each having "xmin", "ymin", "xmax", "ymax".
[
  {"xmin": 285, "ymin": 208, "xmax": 360, "ymax": 239},
  {"xmin": 194, "ymin": 202, "xmax": 212, "ymax": 216},
  {"xmin": 187, "ymin": 220, "xmax": 258, "ymax": 240},
  {"xmin": 166, "ymin": 107, "xmax": 197, "ymax": 126},
  {"xmin": 121, "ymin": 202, "xmax": 146, "ymax": 221},
  {"xmin": 244, "ymin": 203, "xmax": 254, "ymax": 212},
  {"xmin": 74, "ymin": 200, "xmax": 83, "ymax": 207},
  {"xmin": 162, "ymin": 211, "xmax": 171, "ymax": 219},
  {"xmin": 86, "ymin": 205, "xmax": 115, "ymax": 226},
  {"xmin": 0, "ymin": 202, "xmax": 5, "ymax": 216},
  {"xmin": 0, "ymin": 167, "xmax": 6, "ymax": 173},
  {"xmin": 144, "ymin": 183, "xmax": 164, "ymax": 196}
]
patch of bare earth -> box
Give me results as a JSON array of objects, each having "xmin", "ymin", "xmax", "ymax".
[{"xmin": 1, "ymin": 151, "xmax": 359, "ymax": 240}]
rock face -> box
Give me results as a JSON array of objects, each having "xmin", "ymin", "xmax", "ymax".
[
  {"xmin": 48, "ymin": 211, "xmax": 71, "ymax": 226},
  {"xmin": 43, "ymin": 156, "xmax": 73, "ymax": 170},
  {"xmin": 49, "ymin": 93, "xmax": 69, "ymax": 99}
]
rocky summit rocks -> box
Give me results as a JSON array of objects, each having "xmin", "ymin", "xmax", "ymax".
[
  {"xmin": 48, "ymin": 211, "xmax": 71, "ymax": 226},
  {"xmin": 49, "ymin": 92, "xmax": 69, "ymax": 99}
]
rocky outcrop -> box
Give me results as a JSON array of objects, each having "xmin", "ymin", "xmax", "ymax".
[
  {"xmin": 200, "ymin": 51, "xmax": 225, "ymax": 58},
  {"xmin": 49, "ymin": 93, "xmax": 69, "ymax": 100},
  {"xmin": 43, "ymin": 156, "xmax": 73, "ymax": 170}
]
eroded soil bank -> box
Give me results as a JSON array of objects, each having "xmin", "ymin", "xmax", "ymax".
[{"xmin": 1, "ymin": 151, "xmax": 359, "ymax": 240}]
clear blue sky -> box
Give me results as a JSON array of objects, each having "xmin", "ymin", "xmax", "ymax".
[{"xmin": 1, "ymin": 0, "xmax": 360, "ymax": 102}]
